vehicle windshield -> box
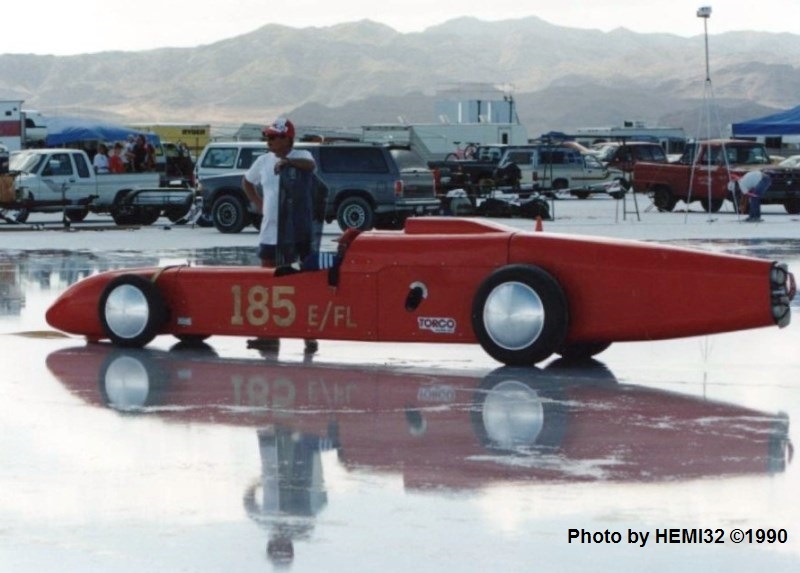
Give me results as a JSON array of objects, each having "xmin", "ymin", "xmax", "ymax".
[
  {"xmin": 584, "ymin": 154, "xmax": 604, "ymax": 169},
  {"xmin": 9, "ymin": 151, "xmax": 46, "ymax": 173}
]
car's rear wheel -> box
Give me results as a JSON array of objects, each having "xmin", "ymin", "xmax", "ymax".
[
  {"xmin": 652, "ymin": 186, "xmax": 677, "ymax": 212},
  {"xmin": 336, "ymin": 197, "xmax": 374, "ymax": 231},
  {"xmin": 472, "ymin": 265, "xmax": 569, "ymax": 366},
  {"xmin": 700, "ymin": 198, "xmax": 724, "ymax": 213},
  {"xmin": 98, "ymin": 274, "xmax": 166, "ymax": 347},
  {"xmin": 783, "ymin": 199, "xmax": 800, "ymax": 215},
  {"xmin": 66, "ymin": 208, "xmax": 89, "ymax": 222}
]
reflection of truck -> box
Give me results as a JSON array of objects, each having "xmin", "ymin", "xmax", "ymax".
[
  {"xmin": 1, "ymin": 148, "xmax": 195, "ymax": 225},
  {"xmin": 632, "ymin": 139, "xmax": 800, "ymax": 213}
]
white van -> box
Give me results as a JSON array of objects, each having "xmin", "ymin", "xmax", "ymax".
[
  {"xmin": 194, "ymin": 141, "xmax": 267, "ymax": 181},
  {"xmin": 496, "ymin": 146, "xmax": 625, "ymax": 198}
]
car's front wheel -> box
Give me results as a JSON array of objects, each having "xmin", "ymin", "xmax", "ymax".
[{"xmin": 98, "ymin": 274, "xmax": 166, "ymax": 347}]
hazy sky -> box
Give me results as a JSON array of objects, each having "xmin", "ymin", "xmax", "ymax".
[{"xmin": 2, "ymin": 1, "xmax": 798, "ymax": 56}]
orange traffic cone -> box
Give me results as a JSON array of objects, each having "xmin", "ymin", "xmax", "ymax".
[{"xmin": 535, "ymin": 215, "xmax": 543, "ymax": 232}]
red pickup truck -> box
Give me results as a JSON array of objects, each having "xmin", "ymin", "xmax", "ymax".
[{"xmin": 632, "ymin": 139, "xmax": 800, "ymax": 214}]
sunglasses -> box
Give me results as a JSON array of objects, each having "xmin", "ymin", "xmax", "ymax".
[{"xmin": 265, "ymin": 134, "xmax": 287, "ymax": 141}]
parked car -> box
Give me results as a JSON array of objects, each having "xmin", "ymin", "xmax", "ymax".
[
  {"xmin": 198, "ymin": 143, "xmax": 440, "ymax": 233},
  {"xmin": 194, "ymin": 141, "xmax": 268, "ymax": 181}
]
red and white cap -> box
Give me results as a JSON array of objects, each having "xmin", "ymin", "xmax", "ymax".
[{"xmin": 263, "ymin": 117, "xmax": 295, "ymax": 139}]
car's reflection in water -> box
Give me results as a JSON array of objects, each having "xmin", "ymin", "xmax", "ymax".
[{"xmin": 46, "ymin": 344, "xmax": 792, "ymax": 565}]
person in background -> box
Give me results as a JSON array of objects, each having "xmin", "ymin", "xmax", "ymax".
[
  {"xmin": 132, "ymin": 135, "xmax": 148, "ymax": 172},
  {"xmin": 123, "ymin": 135, "xmax": 136, "ymax": 172},
  {"xmin": 242, "ymin": 117, "xmax": 317, "ymax": 353},
  {"xmin": 737, "ymin": 170, "xmax": 772, "ymax": 222},
  {"xmin": 92, "ymin": 143, "xmax": 110, "ymax": 174},
  {"xmin": 109, "ymin": 142, "xmax": 125, "ymax": 173}
]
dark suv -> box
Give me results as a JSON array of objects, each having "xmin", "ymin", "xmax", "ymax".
[{"xmin": 197, "ymin": 143, "xmax": 440, "ymax": 233}]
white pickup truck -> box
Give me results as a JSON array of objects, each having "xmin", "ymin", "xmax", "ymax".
[
  {"xmin": 495, "ymin": 146, "xmax": 626, "ymax": 199},
  {"xmin": 1, "ymin": 148, "xmax": 195, "ymax": 225}
]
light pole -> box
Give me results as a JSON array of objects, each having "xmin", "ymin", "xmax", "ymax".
[
  {"xmin": 697, "ymin": 6, "xmax": 712, "ymax": 83},
  {"xmin": 691, "ymin": 6, "xmax": 717, "ymax": 221}
]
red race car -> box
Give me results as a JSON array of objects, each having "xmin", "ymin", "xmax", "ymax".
[{"xmin": 46, "ymin": 217, "xmax": 796, "ymax": 365}]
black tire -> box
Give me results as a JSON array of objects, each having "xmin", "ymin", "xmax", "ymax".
[
  {"xmin": 336, "ymin": 196, "xmax": 374, "ymax": 231},
  {"xmin": 556, "ymin": 341, "xmax": 612, "ymax": 361},
  {"xmin": 652, "ymin": 186, "xmax": 677, "ymax": 212},
  {"xmin": 212, "ymin": 195, "xmax": 250, "ymax": 234},
  {"xmin": 783, "ymin": 199, "xmax": 800, "ymax": 215},
  {"xmin": 110, "ymin": 208, "xmax": 138, "ymax": 226},
  {"xmin": 700, "ymin": 198, "xmax": 723, "ymax": 213},
  {"xmin": 66, "ymin": 208, "xmax": 89, "ymax": 222},
  {"xmin": 573, "ymin": 191, "xmax": 590, "ymax": 200},
  {"xmin": 471, "ymin": 265, "xmax": 569, "ymax": 366},
  {"xmin": 195, "ymin": 213, "xmax": 213, "ymax": 227},
  {"xmin": 174, "ymin": 334, "xmax": 211, "ymax": 345},
  {"xmin": 444, "ymin": 153, "xmax": 458, "ymax": 162},
  {"xmin": 165, "ymin": 205, "xmax": 191, "ymax": 223},
  {"xmin": 98, "ymin": 274, "xmax": 166, "ymax": 347},
  {"xmin": 136, "ymin": 206, "xmax": 161, "ymax": 226}
]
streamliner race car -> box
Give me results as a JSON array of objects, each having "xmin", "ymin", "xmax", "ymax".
[{"xmin": 46, "ymin": 217, "xmax": 796, "ymax": 366}]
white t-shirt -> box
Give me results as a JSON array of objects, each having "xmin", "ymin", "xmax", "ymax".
[
  {"xmin": 738, "ymin": 170, "xmax": 765, "ymax": 193},
  {"xmin": 244, "ymin": 148, "xmax": 315, "ymax": 245},
  {"xmin": 93, "ymin": 153, "xmax": 110, "ymax": 174}
]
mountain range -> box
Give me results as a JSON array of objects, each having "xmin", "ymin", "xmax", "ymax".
[{"xmin": 1, "ymin": 16, "xmax": 798, "ymax": 137}]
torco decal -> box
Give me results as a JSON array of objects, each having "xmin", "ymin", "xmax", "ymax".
[{"xmin": 417, "ymin": 316, "xmax": 456, "ymax": 334}]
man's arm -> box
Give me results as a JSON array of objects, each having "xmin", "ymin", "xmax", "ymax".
[{"xmin": 242, "ymin": 176, "xmax": 262, "ymax": 213}]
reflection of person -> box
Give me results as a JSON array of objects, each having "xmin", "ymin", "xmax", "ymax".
[
  {"xmin": 244, "ymin": 426, "xmax": 331, "ymax": 567},
  {"xmin": 92, "ymin": 143, "xmax": 110, "ymax": 174},
  {"xmin": 737, "ymin": 170, "xmax": 771, "ymax": 222},
  {"xmin": 243, "ymin": 117, "xmax": 316, "ymax": 267}
]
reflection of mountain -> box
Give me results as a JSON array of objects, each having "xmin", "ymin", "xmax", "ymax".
[{"xmin": 47, "ymin": 345, "xmax": 791, "ymax": 486}]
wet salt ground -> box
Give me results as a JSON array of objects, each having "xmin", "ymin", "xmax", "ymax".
[{"xmin": 1, "ymin": 240, "xmax": 800, "ymax": 572}]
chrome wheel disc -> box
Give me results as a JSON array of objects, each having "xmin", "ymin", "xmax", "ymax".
[
  {"xmin": 104, "ymin": 284, "xmax": 150, "ymax": 339},
  {"xmin": 483, "ymin": 281, "xmax": 545, "ymax": 350}
]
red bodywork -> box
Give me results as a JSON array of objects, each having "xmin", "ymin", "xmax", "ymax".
[
  {"xmin": 46, "ymin": 217, "xmax": 792, "ymax": 348},
  {"xmin": 46, "ymin": 345, "xmax": 791, "ymax": 485}
]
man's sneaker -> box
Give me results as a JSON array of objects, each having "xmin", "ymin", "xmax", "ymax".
[{"xmin": 304, "ymin": 339, "xmax": 319, "ymax": 354}]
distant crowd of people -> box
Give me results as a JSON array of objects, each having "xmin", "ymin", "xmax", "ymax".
[{"xmin": 92, "ymin": 134, "xmax": 157, "ymax": 174}]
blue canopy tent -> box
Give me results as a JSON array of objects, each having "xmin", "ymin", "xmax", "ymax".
[
  {"xmin": 731, "ymin": 106, "xmax": 800, "ymax": 137},
  {"xmin": 45, "ymin": 116, "xmax": 161, "ymax": 146}
]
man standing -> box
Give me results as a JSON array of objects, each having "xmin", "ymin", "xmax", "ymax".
[
  {"xmin": 243, "ymin": 117, "xmax": 316, "ymax": 266},
  {"xmin": 737, "ymin": 170, "xmax": 772, "ymax": 222},
  {"xmin": 242, "ymin": 117, "xmax": 317, "ymax": 353}
]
